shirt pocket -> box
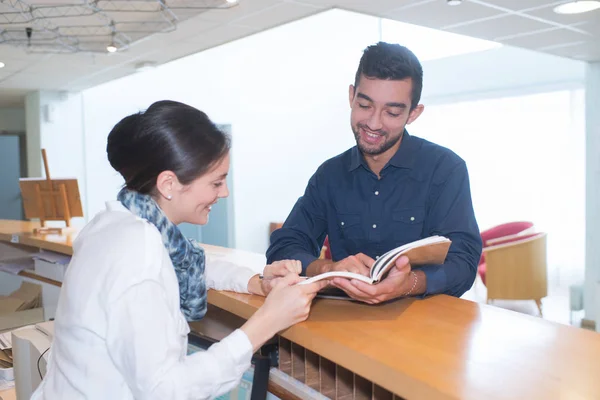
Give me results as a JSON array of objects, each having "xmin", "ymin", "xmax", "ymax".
[
  {"xmin": 392, "ymin": 207, "xmax": 425, "ymax": 242},
  {"xmin": 336, "ymin": 213, "xmax": 362, "ymax": 240}
]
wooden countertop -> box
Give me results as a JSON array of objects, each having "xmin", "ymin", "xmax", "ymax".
[
  {"xmin": 0, "ymin": 220, "xmax": 75, "ymax": 255},
  {"xmin": 209, "ymin": 288, "xmax": 600, "ymax": 400},
  {"xmin": 2, "ymin": 219, "xmax": 600, "ymax": 399}
]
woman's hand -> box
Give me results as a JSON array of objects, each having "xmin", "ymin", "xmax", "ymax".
[
  {"xmin": 247, "ymin": 259, "xmax": 302, "ymax": 296},
  {"xmin": 241, "ymin": 274, "xmax": 329, "ymax": 352}
]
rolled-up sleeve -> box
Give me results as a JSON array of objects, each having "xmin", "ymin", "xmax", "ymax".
[
  {"xmin": 420, "ymin": 160, "xmax": 482, "ymax": 297},
  {"xmin": 205, "ymin": 256, "xmax": 257, "ymax": 293}
]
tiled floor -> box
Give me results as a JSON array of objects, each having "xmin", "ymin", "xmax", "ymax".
[{"xmin": 461, "ymin": 275, "xmax": 587, "ymax": 329}]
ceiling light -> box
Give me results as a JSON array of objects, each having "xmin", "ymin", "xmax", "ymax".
[
  {"xmin": 447, "ymin": 0, "xmax": 463, "ymax": 5},
  {"xmin": 554, "ymin": 0, "xmax": 600, "ymax": 14},
  {"xmin": 225, "ymin": 0, "xmax": 238, "ymax": 3},
  {"xmin": 0, "ymin": 62, "xmax": 5, "ymax": 69},
  {"xmin": 106, "ymin": 43, "xmax": 117, "ymax": 53}
]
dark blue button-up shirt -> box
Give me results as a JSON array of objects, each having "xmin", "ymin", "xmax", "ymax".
[{"xmin": 266, "ymin": 131, "xmax": 482, "ymax": 297}]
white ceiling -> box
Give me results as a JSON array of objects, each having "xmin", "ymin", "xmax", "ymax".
[{"xmin": 1, "ymin": 0, "xmax": 598, "ymax": 107}]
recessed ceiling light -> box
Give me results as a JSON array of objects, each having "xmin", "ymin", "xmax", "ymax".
[
  {"xmin": 225, "ymin": 0, "xmax": 237, "ymax": 3},
  {"xmin": 554, "ymin": 0, "xmax": 600, "ymax": 14},
  {"xmin": 447, "ymin": 0, "xmax": 463, "ymax": 5},
  {"xmin": 106, "ymin": 44, "xmax": 117, "ymax": 53},
  {"xmin": 0, "ymin": 62, "xmax": 5, "ymax": 69}
]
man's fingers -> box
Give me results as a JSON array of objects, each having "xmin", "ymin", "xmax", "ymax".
[
  {"xmin": 347, "ymin": 257, "xmax": 371, "ymax": 276},
  {"xmin": 356, "ymin": 253, "xmax": 376, "ymax": 269},
  {"xmin": 270, "ymin": 260, "xmax": 302, "ymax": 277},
  {"xmin": 332, "ymin": 278, "xmax": 372, "ymax": 301},
  {"xmin": 394, "ymin": 255, "xmax": 410, "ymax": 271},
  {"xmin": 350, "ymin": 279, "xmax": 381, "ymax": 297},
  {"xmin": 282, "ymin": 260, "xmax": 301, "ymax": 274},
  {"xmin": 294, "ymin": 260, "xmax": 302, "ymax": 274}
]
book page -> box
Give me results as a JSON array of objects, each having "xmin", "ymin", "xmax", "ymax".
[{"xmin": 371, "ymin": 236, "xmax": 451, "ymax": 281}]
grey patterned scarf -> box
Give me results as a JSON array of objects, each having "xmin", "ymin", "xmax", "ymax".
[{"xmin": 118, "ymin": 188, "xmax": 207, "ymax": 321}]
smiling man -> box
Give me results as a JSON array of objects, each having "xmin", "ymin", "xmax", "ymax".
[{"xmin": 266, "ymin": 42, "xmax": 482, "ymax": 303}]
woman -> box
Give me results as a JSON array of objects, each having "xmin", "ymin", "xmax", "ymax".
[{"xmin": 32, "ymin": 100, "xmax": 327, "ymax": 399}]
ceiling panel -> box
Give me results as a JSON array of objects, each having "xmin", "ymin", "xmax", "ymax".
[
  {"xmin": 233, "ymin": 2, "xmax": 325, "ymax": 28},
  {"xmin": 331, "ymin": 0, "xmax": 427, "ymax": 15},
  {"xmin": 65, "ymin": 67, "xmax": 136, "ymax": 91},
  {"xmin": 578, "ymin": 19, "xmax": 600, "ymax": 35},
  {"xmin": 196, "ymin": 0, "xmax": 282, "ymax": 23},
  {"xmin": 447, "ymin": 14, "xmax": 554, "ymax": 40},
  {"xmin": 183, "ymin": 23, "xmax": 261, "ymax": 46},
  {"xmin": 473, "ymin": 0, "xmax": 564, "ymax": 12},
  {"xmin": 385, "ymin": 1, "xmax": 503, "ymax": 29}
]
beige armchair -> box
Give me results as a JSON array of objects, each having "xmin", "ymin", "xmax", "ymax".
[{"xmin": 482, "ymin": 232, "xmax": 548, "ymax": 316}]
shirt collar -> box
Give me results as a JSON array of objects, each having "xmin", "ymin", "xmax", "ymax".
[{"xmin": 348, "ymin": 130, "xmax": 417, "ymax": 172}]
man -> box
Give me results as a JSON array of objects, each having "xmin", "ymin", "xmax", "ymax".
[{"xmin": 266, "ymin": 42, "xmax": 482, "ymax": 303}]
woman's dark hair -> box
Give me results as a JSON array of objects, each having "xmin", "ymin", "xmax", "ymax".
[
  {"xmin": 354, "ymin": 42, "xmax": 423, "ymax": 110},
  {"xmin": 107, "ymin": 100, "xmax": 230, "ymax": 195}
]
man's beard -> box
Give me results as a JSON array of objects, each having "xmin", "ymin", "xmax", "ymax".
[{"xmin": 353, "ymin": 123, "xmax": 402, "ymax": 156}]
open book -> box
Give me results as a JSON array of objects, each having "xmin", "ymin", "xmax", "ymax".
[{"xmin": 298, "ymin": 236, "xmax": 451, "ymax": 286}]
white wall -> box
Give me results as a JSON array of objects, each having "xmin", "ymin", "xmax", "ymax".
[
  {"xmin": 410, "ymin": 89, "xmax": 585, "ymax": 286},
  {"xmin": 585, "ymin": 62, "xmax": 600, "ymax": 325},
  {"xmin": 0, "ymin": 108, "xmax": 26, "ymax": 132}
]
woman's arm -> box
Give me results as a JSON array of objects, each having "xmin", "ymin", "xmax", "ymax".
[
  {"xmin": 205, "ymin": 256, "xmax": 301, "ymax": 296},
  {"xmin": 205, "ymin": 256, "xmax": 257, "ymax": 294},
  {"xmin": 105, "ymin": 280, "xmax": 254, "ymax": 400}
]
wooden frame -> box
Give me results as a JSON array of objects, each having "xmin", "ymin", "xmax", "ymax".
[{"xmin": 18, "ymin": 149, "xmax": 83, "ymax": 234}]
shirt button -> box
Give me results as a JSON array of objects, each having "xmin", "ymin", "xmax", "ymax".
[
  {"xmin": 410, "ymin": 217, "xmax": 415, "ymax": 221},
  {"xmin": 376, "ymin": 255, "xmax": 380, "ymax": 259},
  {"xmin": 372, "ymin": 224, "xmax": 377, "ymax": 229},
  {"xmin": 374, "ymin": 191, "xmax": 379, "ymax": 196},
  {"xmin": 341, "ymin": 221, "xmax": 345, "ymax": 226}
]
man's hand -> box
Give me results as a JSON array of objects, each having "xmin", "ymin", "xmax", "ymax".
[
  {"xmin": 306, "ymin": 253, "xmax": 373, "ymax": 277},
  {"xmin": 331, "ymin": 256, "xmax": 426, "ymax": 304}
]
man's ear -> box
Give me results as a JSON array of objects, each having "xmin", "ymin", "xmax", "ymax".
[
  {"xmin": 349, "ymin": 84, "xmax": 356, "ymax": 108},
  {"xmin": 406, "ymin": 104, "xmax": 425, "ymax": 125}
]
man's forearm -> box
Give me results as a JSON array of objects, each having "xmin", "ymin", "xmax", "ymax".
[{"xmin": 420, "ymin": 258, "xmax": 477, "ymax": 297}]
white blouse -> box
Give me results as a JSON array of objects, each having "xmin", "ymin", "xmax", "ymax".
[{"xmin": 32, "ymin": 201, "xmax": 258, "ymax": 400}]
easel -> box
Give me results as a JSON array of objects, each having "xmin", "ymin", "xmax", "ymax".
[{"xmin": 19, "ymin": 149, "xmax": 83, "ymax": 235}]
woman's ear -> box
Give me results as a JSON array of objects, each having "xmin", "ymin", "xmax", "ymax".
[{"xmin": 156, "ymin": 171, "xmax": 179, "ymax": 200}]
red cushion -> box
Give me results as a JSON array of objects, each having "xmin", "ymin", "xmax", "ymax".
[{"xmin": 481, "ymin": 221, "xmax": 534, "ymax": 246}]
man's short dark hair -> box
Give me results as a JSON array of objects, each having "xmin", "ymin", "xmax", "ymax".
[{"xmin": 354, "ymin": 42, "xmax": 423, "ymax": 110}]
